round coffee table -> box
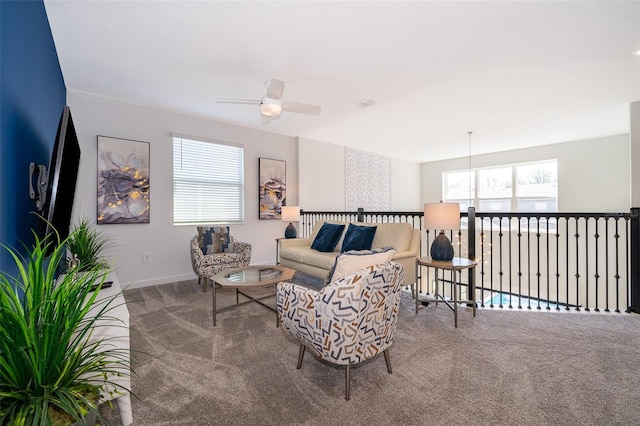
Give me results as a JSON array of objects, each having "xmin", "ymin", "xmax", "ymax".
[{"xmin": 209, "ymin": 265, "xmax": 295, "ymax": 326}]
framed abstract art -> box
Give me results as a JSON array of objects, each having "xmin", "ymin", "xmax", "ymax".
[
  {"xmin": 97, "ymin": 136, "xmax": 150, "ymax": 224},
  {"xmin": 259, "ymin": 158, "xmax": 286, "ymax": 220}
]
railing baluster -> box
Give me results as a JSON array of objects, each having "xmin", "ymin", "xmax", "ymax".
[
  {"xmin": 480, "ymin": 219, "xmax": 486, "ymax": 308},
  {"xmin": 575, "ymin": 217, "xmax": 580, "ymax": 311},
  {"xmin": 625, "ymin": 216, "xmax": 631, "ymax": 313},
  {"xmin": 527, "ymin": 217, "xmax": 532, "ymax": 310},
  {"xmin": 508, "ymin": 218, "xmax": 513, "ymax": 309},
  {"xmin": 546, "ymin": 217, "xmax": 550, "ymax": 310},
  {"xmin": 587, "ymin": 218, "xmax": 600, "ymax": 312},
  {"xmin": 605, "ymin": 217, "xmax": 610, "ymax": 312},
  {"xmin": 498, "ymin": 218, "xmax": 504, "ymax": 309},
  {"xmin": 566, "ymin": 218, "xmax": 570, "ymax": 311},
  {"xmin": 536, "ymin": 217, "xmax": 541, "ymax": 310},
  {"xmin": 490, "ymin": 217, "xmax": 495, "ymax": 308},
  {"xmin": 517, "ymin": 218, "xmax": 523, "ymax": 310},
  {"xmin": 615, "ymin": 218, "xmax": 621, "ymax": 313},
  {"xmin": 555, "ymin": 216, "xmax": 560, "ymax": 311},
  {"xmin": 585, "ymin": 217, "xmax": 590, "ymax": 312}
]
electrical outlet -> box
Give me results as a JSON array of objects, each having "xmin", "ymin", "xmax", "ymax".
[{"xmin": 143, "ymin": 252, "xmax": 151, "ymax": 263}]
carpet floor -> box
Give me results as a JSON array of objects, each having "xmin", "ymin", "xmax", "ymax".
[{"xmin": 100, "ymin": 274, "xmax": 640, "ymax": 425}]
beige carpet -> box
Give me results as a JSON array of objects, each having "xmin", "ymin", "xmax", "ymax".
[{"xmin": 100, "ymin": 277, "xmax": 640, "ymax": 425}]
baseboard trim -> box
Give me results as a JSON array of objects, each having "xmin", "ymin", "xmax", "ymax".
[
  {"xmin": 120, "ymin": 273, "xmax": 197, "ymax": 290},
  {"xmin": 118, "ymin": 262, "xmax": 277, "ymax": 290}
]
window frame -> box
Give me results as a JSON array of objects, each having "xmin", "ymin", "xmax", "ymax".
[
  {"xmin": 172, "ymin": 134, "xmax": 245, "ymax": 226},
  {"xmin": 443, "ymin": 160, "xmax": 558, "ymax": 230}
]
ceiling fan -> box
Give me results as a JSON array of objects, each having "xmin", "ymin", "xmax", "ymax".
[{"xmin": 215, "ymin": 77, "xmax": 321, "ymax": 124}]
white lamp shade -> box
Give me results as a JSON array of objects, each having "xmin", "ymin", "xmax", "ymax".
[
  {"xmin": 424, "ymin": 202, "xmax": 460, "ymax": 230},
  {"xmin": 281, "ymin": 206, "xmax": 300, "ymax": 222}
]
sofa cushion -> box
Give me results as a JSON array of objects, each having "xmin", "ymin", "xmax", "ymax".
[
  {"xmin": 311, "ymin": 222, "xmax": 345, "ymax": 252},
  {"xmin": 326, "ymin": 246, "xmax": 396, "ymax": 283},
  {"xmin": 341, "ymin": 223, "xmax": 377, "ymax": 252},
  {"xmin": 303, "ymin": 249, "xmax": 341, "ymax": 270},
  {"xmin": 372, "ymin": 222, "xmax": 413, "ymax": 251}
]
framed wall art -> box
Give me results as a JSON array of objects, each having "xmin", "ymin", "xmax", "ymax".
[
  {"xmin": 259, "ymin": 157, "xmax": 286, "ymax": 220},
  {"xmin": 97, "ymin": 136, "xmax": 150, "ymax": 224}
]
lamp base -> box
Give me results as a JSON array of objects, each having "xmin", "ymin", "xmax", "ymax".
[
  {"xmin": 284, "ymin": 223, "xmax": 297, "ymax": 239},
  {"xmin": 430, "ymin": 232, "xmax": 454, "ymax": 261}
]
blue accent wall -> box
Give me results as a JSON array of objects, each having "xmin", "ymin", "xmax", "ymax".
[{"xmin": 0, "ymin": 0, "xmax": 66, "ymax": 273}]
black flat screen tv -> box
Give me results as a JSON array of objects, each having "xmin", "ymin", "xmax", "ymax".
[{"xmin": 40, "ymin": 105, "xmax": 81, "ymax": 255}]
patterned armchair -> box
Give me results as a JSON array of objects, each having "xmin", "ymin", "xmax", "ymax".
[
  {"xmin": 190, "ymin": 227, "xmax": 252, "ymax": 292},
  {"xmin": 277, "ymin": 261, "xmax": 404, "ymax": 400}
]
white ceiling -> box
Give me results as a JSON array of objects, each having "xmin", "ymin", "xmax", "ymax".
[{"xmin": 44, "ymin": 1, "xmax": 640, "ymax": 163}]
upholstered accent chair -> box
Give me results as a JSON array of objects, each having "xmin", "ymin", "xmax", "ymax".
[
  {"xmin": 277, "ymin": 261, "xmax": 404, "ymax": 400},
  {"xmin": 190, "ymin": 226, "xmax": 252, "ymax": 292}
]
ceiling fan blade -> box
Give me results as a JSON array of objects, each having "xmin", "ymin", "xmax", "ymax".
[
  {"xmin": 266, "ymin": 78, "xmax": 285, "ymax": 100},
  {"xmin": 281, "ymin": 101, "xmax": 321, "ymax": 115},
  {"xmin": 215, "ymin": 97, "xmax": 261, "ymax": 105}
]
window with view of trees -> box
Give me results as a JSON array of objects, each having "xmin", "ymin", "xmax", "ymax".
[{"xmin": 443, "ymin": 160, "xmax": 558, "ymax": 229}]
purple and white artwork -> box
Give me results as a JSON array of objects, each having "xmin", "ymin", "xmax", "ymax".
[
  {"xmin": 97, "ymin": 136, "xmax": 150, "ymax": 224},
  {"xmin": 259, "ymin": 158, "xmax": 286, "ymax": 220}
]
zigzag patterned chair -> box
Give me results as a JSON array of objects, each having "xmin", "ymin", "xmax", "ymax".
[{"xmin": 276, "ymin": 261, "xmax": 404, "ymax": 400}]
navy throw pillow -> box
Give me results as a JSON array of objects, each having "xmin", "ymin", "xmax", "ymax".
[
  {"xmin": 341, "ymin": 224, "xmax": 377, "ymax": 252},
  {"xmin": 311, "ymin": 223, "xmax": 345, "ymax": 252}
]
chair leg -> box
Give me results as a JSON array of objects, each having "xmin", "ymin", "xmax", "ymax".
[
  {"xmin": 202, "ymin": 276, "xmax": 207, "ymax": 292},
  {"xmin": 296, "ymin": 344, "xmax": 306, "ymax": 369},
  {"xmin": 345, "ymin": 364, "xmax": 351, "ymax": 401},
  {"xmin": 383, "ymin": 349, "xmax": 392, "ymax": 374}
]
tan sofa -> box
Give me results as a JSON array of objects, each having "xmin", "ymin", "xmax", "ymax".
[{"xmin": 278, "ymin": 220, "xmax": 420, "ymax": 284}]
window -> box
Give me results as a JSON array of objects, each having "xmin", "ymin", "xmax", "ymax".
[
  {"xmin": 443, "ymin": 160, "xmax": 558, "ymax": 229},
  {"xmin": 173, "ymin": 135, "xmax": 244, "ymax": 225}
]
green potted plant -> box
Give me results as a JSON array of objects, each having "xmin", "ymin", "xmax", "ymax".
[
  {"xmin": 0, "ymin": 226, "xmax": 129, "ymax": 425},
  {"xmin": 66, "ymin": 217, "xmax": 114, "ymax": 272}
]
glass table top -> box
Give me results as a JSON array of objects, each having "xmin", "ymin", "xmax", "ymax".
[{"xmin": 224, "ymin": 268, "xmax": 283, "ymax": 283}]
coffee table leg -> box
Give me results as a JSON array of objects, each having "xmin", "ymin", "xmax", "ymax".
[{"xmin": 212, "ymin": 278, "xmax": 217, "ymax": 326}]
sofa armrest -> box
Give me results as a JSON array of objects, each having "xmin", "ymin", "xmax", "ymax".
[
  {"xmin": 408, "ymin": 228, "xmax": 421, "ymax": 256},
  {"xmin": 389, "ymin": 229, "xmax": 420, "ymax": 285},
  {"xmin": 278, "ymin": 238, "xmax": 312, "ymax": 249},
  {"xmin": 391, "ymin": 250, "xmax": 415, "ymax": 260}
]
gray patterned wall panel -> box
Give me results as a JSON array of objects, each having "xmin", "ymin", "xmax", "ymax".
[{"xmin": 346, "ymin": 149, "xmax": 391, "ymax": 211}]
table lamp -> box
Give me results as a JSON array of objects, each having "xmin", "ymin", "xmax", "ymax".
[
  {"xmin": 424, "ymin": 202, "xmax": 460, "ymax": 261},
  {"xmin": 282, "ymin": 206, "xmax": 300, "ymax": 238}
]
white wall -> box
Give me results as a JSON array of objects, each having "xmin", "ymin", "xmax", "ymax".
[
  {"xmin": 298, "ymin": 137, "xmax": 345, "ymax": 210},
  {"xmin": 421, "ymin": 134, "xmax": 631, "ymax": 212},
  {"xmin": 68, "ymin": 91, "xmax": 298, "ymax": 288},
  {"xmin": 392, "ymin": 157, "xmax": 423, "ymax": 211},
  {"xmin": 299, "ymin": 137, "xmax": 422, "ymax": 211}
]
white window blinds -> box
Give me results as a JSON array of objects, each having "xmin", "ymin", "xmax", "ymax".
[{"xmin": 173, "ymin": 135, "xmax": 244, "ymax": 225}]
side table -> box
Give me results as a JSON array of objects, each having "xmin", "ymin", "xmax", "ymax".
[{"xmin": 415, "ymin": 256, "xmax": 478, "ymax": 327}]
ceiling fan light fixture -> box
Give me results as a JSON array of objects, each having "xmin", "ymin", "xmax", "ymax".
[{"xmin": 260, "ymin": 97, "xmax": 282, "ymax": 117}]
